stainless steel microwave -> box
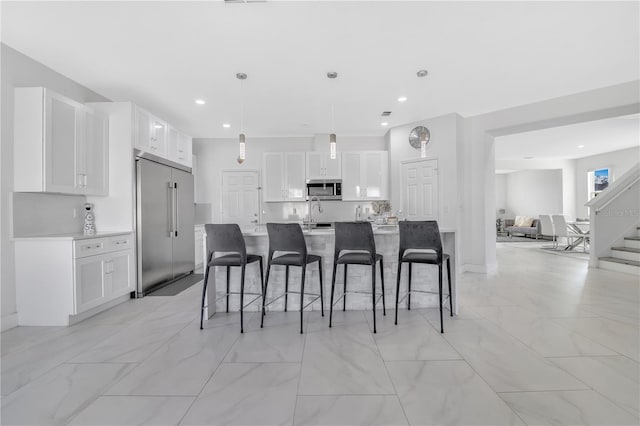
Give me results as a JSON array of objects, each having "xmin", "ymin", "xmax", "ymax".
[{"xmin": 306, "ymin": 180, "xmax": 342, "ymax": 201}]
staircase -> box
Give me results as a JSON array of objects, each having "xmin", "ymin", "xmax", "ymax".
[{"xmin": 599, "ymin": 226, "xmax": 640, "ymax": 275}]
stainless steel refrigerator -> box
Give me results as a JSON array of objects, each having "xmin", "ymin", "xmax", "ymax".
[{"xmin": 136, "ymin": 155, "xmax": 195, "ymax": 296}]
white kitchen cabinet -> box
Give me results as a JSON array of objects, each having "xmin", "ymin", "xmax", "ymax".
[
  {"xmin": 135, "ymin": 107, "xmax": 167, "ymax": 156},
  {"xmin": 14, "ymin": 87, "xmax": 109, "ymax": 195},
  {"xmin": 306, "ymin": 152, "xmax": 341, "ymax": 180},
  {"xmin": 15, "ymin": 232, "xmax": 135, "ymax": 326},
  {"xmin": 262, "ymin": 152, "xmax": 306, "ymax": 202},
  {"xmin": 341, "ymin": 151, "xmax": 389, "ymax": 201},
  {"xmin": 168, "ymin": 126, "xmax": 193, "ymax": 167}
]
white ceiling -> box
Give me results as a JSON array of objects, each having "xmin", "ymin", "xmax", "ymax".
[
  {"xmin": 495, "ymin": 113, "xmax": 640, "ymax": 161},
  {"xmin": 2, "ymin": 1, "xmax": 638, "ymax": 138}
]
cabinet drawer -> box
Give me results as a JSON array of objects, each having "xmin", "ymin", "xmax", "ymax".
[
  {"xmin": 108, "ymin": 235, "xmax": 132, "ymax": 252},
  {"xmin": 74, "ymin": 238, "xmax": 108, "ymax": 258}
]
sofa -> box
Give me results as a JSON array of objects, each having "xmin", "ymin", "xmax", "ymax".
[{"xmin": 505, "ymin": 216, "xmax": 541, "ymax": 238}]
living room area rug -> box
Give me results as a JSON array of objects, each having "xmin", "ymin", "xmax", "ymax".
[
  {"xmin": 496, "ymin": 235, "xmax": 542, "ymax": 243},
  {"xmin": 500, "ymin": 241, "xmax": 590, "ymax": 261}
]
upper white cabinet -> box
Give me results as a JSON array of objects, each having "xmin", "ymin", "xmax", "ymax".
[
  {"xmin": 168, "ymin": 126, "xmax": 192, "ymax": 167},
  {"xmin": 341, "ymin": 151, "xmax": 388, "ymax": 201},
  {"xmin": 135, "ymin": 107, "xmax": 192, "ymax": 167},
  {"xmin": 14, "ymin": 87, "xmax": 108, "ymax": 196},
  {"xmin": 134, "ymin": 107, "xmax": 167, "ymax": 157},
  {"xmin": 263, "ymin": 152, "xmax": 306, "ymax": 202},
  {"xmin": 306, "ymin": 152, "xmax": 341, "ymax": 180}
]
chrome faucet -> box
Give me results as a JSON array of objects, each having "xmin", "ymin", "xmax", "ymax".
[{"xmin": 308, "ymin": 196, "xmax": 323, "ymax": 228}]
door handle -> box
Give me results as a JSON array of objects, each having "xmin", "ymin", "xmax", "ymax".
[
  {"xmin": 173, "ymin": 182, "xmax": 179, "ymax": 237},
  {"xmin": 167, "ymin": 182, "xmax": 174, "ymax": 237}
]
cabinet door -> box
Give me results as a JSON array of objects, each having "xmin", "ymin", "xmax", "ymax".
[
  {"xmin": 168, "ymin": 126, "xmax": 179, "ymax": 163},
  {"xmin": 83, "ymin": 109, "xmax": 109, "ymax": 195},
  {"xmin": 150, "ymin": 117, "xmax": 167, "ymax": 156},
  {"xmin": 194, "ymin": 228, "xmax": 204, "ymax": 270},
  {"xmin": 134, "ymin": 107, "xmax": 152, "ymax": 151},
  {"xmin": 177, "ymin": 132, "xmax": 192, "ymax": 167},
  {"xmin": 285, "ymin": 152, "xmax": 306, "ymax": 200},
  {"xmin": 107, "ymin": 250, "xmax": 133, "ymax": 297},
  {"xmin": 341, "ymin": 152, "xmax": 363, "ymax": 200},
  {"xmin": 263, "ymin": 153, "xmax": 285, "ymax": 202},
  {"xmin": 323, "ymin": 153, "xmax": 341, "ymax": 179},
  {"xmin": 363, "ymin": 151, "xmax": 388, "ymax": 199},
  {"xmin": 305, "ymin": 152, "xmax": 324, "ymax": 180},
  {"xmin": 75, "ymin": 255, "xmax": 106, "ymax": 314},
  {"xmin": 45, "ymin": 92, "xmax": 80, "ymax": 193}
]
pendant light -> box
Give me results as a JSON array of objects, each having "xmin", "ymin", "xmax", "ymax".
[
  {"xmin": 237, "ymin": 72, "xmax": 247, "ymax": 164},
  {"xmin": 327, "ymin": 71, "xmax": 338, "ymax": 159}
]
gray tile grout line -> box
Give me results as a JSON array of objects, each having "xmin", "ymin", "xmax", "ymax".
[
  {"xmin": 176, "ymin": 314, "xmax": 246, "ymax": 426},
  {"xmin": 291, "ymin": 311, "xmax": 309, "ymax": 425},
  {"xmin": 62, "ymin": 315, "xmax": 196, "ymax": 425},
  {"xmin": 371, "ymin": 319, "xmax": 412, "ymax": 426}
]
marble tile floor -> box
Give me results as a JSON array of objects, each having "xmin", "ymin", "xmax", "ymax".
[{"xmin": 1, "ymin": 244, "xmax": 639, "ymax": 425}]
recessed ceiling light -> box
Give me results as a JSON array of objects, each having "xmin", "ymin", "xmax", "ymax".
[
  {"xmin": 381, "ymin": 122, "xmax": 389, "ymax": 126},
  {"xmin": 416, "ymin": 69, "xmax": 429, "ymax": 77},
  {"xmin": 222, "ymin": 123, "xmax": 231, "ymax": 128},
  {"xmin": 523, "ymin": 156, "xmax": 534, "ymax": 159},
  {"xmin": 397, "ymin": 96, "xmax": 407, "ymax": 103},
  {"xmin": 195, "ymin": 99, "xmax": 206, "ymax": 105},
  {"xmin": 577, "ymin": 144, "xmax": 585, "ymax": 148}
]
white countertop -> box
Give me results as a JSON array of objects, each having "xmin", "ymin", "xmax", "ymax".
[
  {"xmin": 13, "ymin": 231, "xmax": 132, "ymax": 241},
  {"xmin": 240, "ymin": 224, "xmax": 455, "ymax": 237}
]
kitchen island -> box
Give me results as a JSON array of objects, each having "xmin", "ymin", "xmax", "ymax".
[{"xmin": 203, "ymin": 225, "xmax": 457, "ymax": 319}]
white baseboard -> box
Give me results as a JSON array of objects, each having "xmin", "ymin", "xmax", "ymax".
[
  {"xmin": 1, "ymin": 312, "xmax": 19, "ymax": 332},
  {"xmin": 462, "ymin": 263, "xmax": 497, "ymax": 273}
]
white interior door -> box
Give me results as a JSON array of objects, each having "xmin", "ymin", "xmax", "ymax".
[
  {"xmin": 401, "ymin": 159, "xmax": 439, "ymax": 220},
  {"xmin": 221, "ymin": 171, "xmax": 261, "ymax": 227}
]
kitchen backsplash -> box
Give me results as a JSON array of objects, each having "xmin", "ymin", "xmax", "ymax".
[
  {"xmin": 261, "ymin": 201, "xmax": 375, "ymax": 223},
  {"xmin": 13, "ymin": 193, "xmax": 86, "ymax": 237}
]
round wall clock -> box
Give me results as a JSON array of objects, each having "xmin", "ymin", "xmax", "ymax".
[{"xmin": 409, "ymin": 126, "xmax": 430, "ymax": 149}]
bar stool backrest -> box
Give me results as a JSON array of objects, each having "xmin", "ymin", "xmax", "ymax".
[
  {"xmin": 398, "ymin": 220, "xmax": 442, "ymax": 262},
  {"xmin": 205, "ymin": 224, "xmax": 247, "ymax": 263},
  {"xmin": 334, "ymin": 222, "xmax": 376, "ymax": 263},
  {"xmin": 266, "ymin": 223, "xmax": 307, "ymax": 262}
]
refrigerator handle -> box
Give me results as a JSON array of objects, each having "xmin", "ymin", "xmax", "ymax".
[
  {"xmin": 167, "ymin": 182, "xmax": 174, "ymax": 238},
  {"xmin": 173, "ymin": 182, "xmax": 179, "ymax": 237}
]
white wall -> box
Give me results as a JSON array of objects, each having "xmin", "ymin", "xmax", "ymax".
[
  {"xmin": 574, "ymin": 146, "xmax": 640, "ymax": 218},
  {"xmin": 1, "ymin": 44, "xmax": 108, "ymax": 330},
  {"xmin": 387, "ymin": 113, "xmax": 460, "ymax": 231},
  {"xmin": 504, "ymin": 170, "xmax": 563, "ymax": 218},
  {"xmin": 494, "ymin": 174, "xmax": 508, "ymax": 218},
  {"xmin": 193, "ymin": 135, "xmax": 386, "ymax": 224}
]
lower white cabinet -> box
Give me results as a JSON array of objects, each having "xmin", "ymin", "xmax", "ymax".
[{"xmin": 15, "ymin": 232, "xmax": 135, "ymax": 326}]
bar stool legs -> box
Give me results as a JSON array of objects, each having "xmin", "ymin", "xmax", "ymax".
[
  {"xmin": 226, "ymin": 266, "xmax": 230, "ymax": 313},
  {"xmin": 200, "ymin": 264, "xmax": 211, "ymax": 330},
  {"xmin": 299, "ymin": 267, "xmax": 306, "ymax": 334},
  {"xmin": 394, "ymin": 259, "xmax": 453, "ymax": 333},
  {"xmin": 343, "ymin": 265, "xmax": 347, "ymax": 311},
  {"xmin": 240, "ymin": 265, "xmax": 246, "ymax": 333},
  {"xmin": 330, "ymin": 260, "xmax": 384, "ymax": 333},
  {"xmin": 284, "ymin": 266, "xmax": 289, "ymax": 312},
  {"xmin": 260, "ymin": 264, "xmax": 271, "ymax": 328}
]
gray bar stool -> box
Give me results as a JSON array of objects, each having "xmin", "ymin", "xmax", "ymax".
[
  {"xmin": 329, "ymin": 222, "xmax": 385, "ymax": 333},
  {"xmin": 394, "ymin": 220, "xmax": 452, "ymax": 333},
  {"xmin": 260, "ymin": 223, "xmax": 324, "ymax": 334},
  {"xmin": 200, "ymin": 224, "xmax": 264, "ymax": 333}
]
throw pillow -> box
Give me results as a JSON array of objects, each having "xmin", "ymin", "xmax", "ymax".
[
  {"xmin": 520, "ymin": 216, "xmax": 534, "ymax": 227},
  {"xmin": 513, "ymin": 216, "xmax": 523, "ymax": 226}
]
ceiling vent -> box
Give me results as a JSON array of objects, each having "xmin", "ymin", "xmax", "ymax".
[{"xmin": 381, "ymin": 111, "xmax": 392, "ymax": 117}]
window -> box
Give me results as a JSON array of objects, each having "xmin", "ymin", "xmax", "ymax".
[{"xmin": 587, "ymin": 168, "xmax": 610, "ymax": 201}]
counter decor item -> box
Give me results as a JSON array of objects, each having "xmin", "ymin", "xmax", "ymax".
[{"xmin": 83, "ymin": 203, "xmax": 96, "ymax": 236}]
